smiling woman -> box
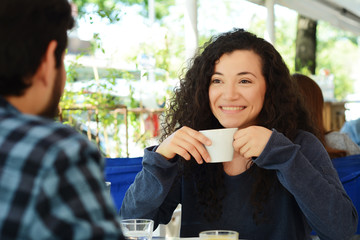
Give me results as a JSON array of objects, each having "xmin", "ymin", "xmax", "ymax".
[{"xmin": 120, "ymin": 28, "xmax": 358, "ymax": 240}]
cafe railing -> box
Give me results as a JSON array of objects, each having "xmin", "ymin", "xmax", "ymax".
[{"xmin": 59, "ymin": 104, "xmax": 164, "ymax": 157}]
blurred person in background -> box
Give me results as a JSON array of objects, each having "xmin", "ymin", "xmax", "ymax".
[
  {"xmin": 293, "ymin": 73, "xmax": 360, "ymax": 158},
  {"xmin": 0, "ymin": 0, "xmax": 125, "ymax": 239},
  {"xmin": 341, "ymin": 118, "xmax": 360, "ymax": 148}
]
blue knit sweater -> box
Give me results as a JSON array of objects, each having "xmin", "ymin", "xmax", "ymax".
[{"xmin": 120, "ymin": 129, "xmax": 358, "ymax": 240}]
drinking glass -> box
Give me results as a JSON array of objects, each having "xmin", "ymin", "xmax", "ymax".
[
  {"xmin": 120, "ymin": 219, "xmax": 154, "ymax": 240},
  {"xmin": 199, "ymin": 230, "xmax": 239, "ymax": 240}
]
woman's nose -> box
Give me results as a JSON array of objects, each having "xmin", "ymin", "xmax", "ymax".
[{"xmin": 223, "ymin": 83, "xmax": 238, "ymax": 99}]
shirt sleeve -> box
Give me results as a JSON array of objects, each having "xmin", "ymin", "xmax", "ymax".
[
  {"xmin": 342, "ymin": 133, "xmax": 360, "ymax": 155},
  {"xmin": 253, "ymin": 129, "xmax": 358, "ymax": 240},
  {"xmin": 35, "ymin": 136, "xmax": 125, "ymax": 240},
  {"xmin": 325, "ymin": 131, "xmax": 360, "ymax": 156},
  {"xmin": 120, "ymin": 146, "xmax": 181, "ymax": 230}
]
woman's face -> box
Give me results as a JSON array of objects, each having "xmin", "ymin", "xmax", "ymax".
[{"xmin": 208, "ymin": 50, "xmax": 266, "ymax": 129}]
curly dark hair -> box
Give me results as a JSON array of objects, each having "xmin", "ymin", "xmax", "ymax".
[
  {"xmin": 0, "ymin": 0, "xmax": 74, "ymax": 96},
  {"xmin": 160, "ymin": 29, "xmax": 318, "ymax": 222}
]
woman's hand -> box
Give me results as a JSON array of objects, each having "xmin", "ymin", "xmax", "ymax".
[
  {"xmin": 233, "ymin": 126, "xmax": 272, "ymax": 159},
  {"xmin": 156, "ymin": 126, "xmax": 212, "ymax": 164}
]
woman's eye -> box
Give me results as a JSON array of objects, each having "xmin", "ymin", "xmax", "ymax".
[
  {"xmin": 211, "ymin": 79, "xmax": 221, "ymax": 84},
  {"xmin": 239, "ymin": 79, "xmax": 251, "ymax": 84}
]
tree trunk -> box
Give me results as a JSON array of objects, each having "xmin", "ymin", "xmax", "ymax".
[{"xmin": 295, "ymin": 15, "xmax": 317, "ymax": 74}]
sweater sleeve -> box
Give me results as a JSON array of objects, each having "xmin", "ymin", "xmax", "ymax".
[
  {"xmin": 120, "ymin": 146, "xmax": 181, "ymax": 230},
  {"xmin": 253, "ymin": 129, "xmax": 358, "ymax": 240}
]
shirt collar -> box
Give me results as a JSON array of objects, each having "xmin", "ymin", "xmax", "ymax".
[{"xmin": 0, "ymin": 96, "xmax": 21, "ymax": 115}]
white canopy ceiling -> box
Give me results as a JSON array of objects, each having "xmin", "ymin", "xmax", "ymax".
[{"xmin": 247, "ymin": 0, "xmax": 360, "ymax": 36}]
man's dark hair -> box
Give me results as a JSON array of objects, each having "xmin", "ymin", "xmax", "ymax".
[{"xmin": 0, "ymin": 0, "xmax": 74, "ymax": 96}]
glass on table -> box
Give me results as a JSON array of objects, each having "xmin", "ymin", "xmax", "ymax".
[
  {"xmin": 105, "ymin": 181, "xmax": 111, "ymax": 196},
  {"xmin": 199, "ymin": 230, "xmax": 239, "ymax": 240},
  {"xmin": 120, "ymin": 219, "xmax": 154, "ymax": 240}
]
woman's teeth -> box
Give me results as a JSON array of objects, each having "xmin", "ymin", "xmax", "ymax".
[{"xmin": 221, "ymin": 106, "xmax": 245, "ymax": 111}]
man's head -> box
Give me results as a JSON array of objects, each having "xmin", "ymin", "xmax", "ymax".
[{"xmin": 0, "ymin": 0, "xmax": 74, "ymax": 118}]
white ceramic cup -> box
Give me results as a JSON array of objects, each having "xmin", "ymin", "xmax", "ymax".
[
  {"xmin": 120, "ymin": 219, "xmax": 154, "ymax": 240},
  {"xmin": 199, "ymin": 128, "xmax": 237, "ymax": 163}
]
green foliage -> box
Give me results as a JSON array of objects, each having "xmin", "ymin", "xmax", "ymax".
[
  {"xmin": 273, "ymin": 14, "xmax": 297, "ymax": 73},
  {"xmin": 246, "ymin": 11, "xmax": 357, "ymax": 101},
  {"xmin": 72, "ymin": 0, "xmax": 121, "ymax": 23},
  {"xmin": 316, "ymin": 21, "xmax": 357, "ymax": 100},
  {"xmin": 62, "ymin": 29, "xmax": 166, "ymax": 157},
  {"xmin": 247, "ymin": 14, "xmax": 266, "ymax": 38},
  {"xmin": 72, "ymin": 0, "xmax": 174, "ymax": 23},
  {"xmin": 124, "ymin": 31, "xmax": 180, "ymax": 80},
  {"xmin": 91, "ymin": 33, "xmax": 105, "ymax": 54}
]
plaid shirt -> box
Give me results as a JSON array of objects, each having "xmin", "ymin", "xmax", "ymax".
[{"xmin": 0, "ymin": 97, "xmax": 124, "ymax": 240}]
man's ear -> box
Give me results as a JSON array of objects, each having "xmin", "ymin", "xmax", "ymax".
[{"xmin": 34, "ymin": 40, "xmax": 58, "ymax": 87}]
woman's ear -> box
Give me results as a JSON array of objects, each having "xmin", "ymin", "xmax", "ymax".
[{"xmin": 34, "ymin": 40, "xmax": 58, "ymax": 87}]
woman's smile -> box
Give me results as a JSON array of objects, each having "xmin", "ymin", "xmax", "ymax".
[{"xmin": 220, "ymin": 106, "xmax": 246, "ymax": 112}]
